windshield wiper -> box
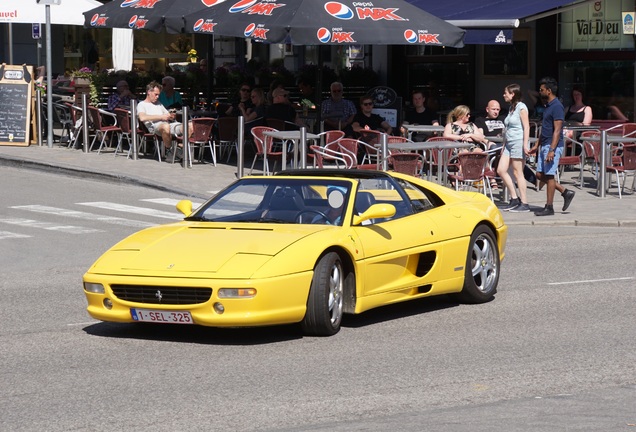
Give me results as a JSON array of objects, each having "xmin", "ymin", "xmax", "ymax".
[{"xmin": 184, "ymin": 216, "xmax": 209, "ymax": 221}]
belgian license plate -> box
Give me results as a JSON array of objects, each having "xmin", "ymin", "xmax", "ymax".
[{"xmin": 131, "ymin": 309, "xmax": 193, "ymax": 324}]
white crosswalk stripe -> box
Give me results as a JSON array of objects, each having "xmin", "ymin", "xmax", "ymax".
[
  {"xmin": 0, "ymin": 218, "xmax": 103, "ymax": 234},
  {"xmin": 76, "ymin": 202, "xmax": 181, "ymax": 219},
  {"xmin": 0, "ymin": 230, "xmax": 32, "ymax": 240},
  {"xmin": 10, "ymin": 205, "xmax": 156, "ymax": 228},
  {"xmin": 141, "ymin": 198, "xmax": 203, "ymax": 208}
]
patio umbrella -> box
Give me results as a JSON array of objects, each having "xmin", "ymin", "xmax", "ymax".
[
  {"xmin": 83, "ymin": 0, "xmax": 211, "ymax": 33},
  {"xmin": 177, "ymin": 0, "xmax": 465, "ymax": 47}
]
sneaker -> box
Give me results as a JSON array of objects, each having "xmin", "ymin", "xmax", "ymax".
[
  {"xmin": 562, "ymin": 189, "xmax": 575, "ymax": 211},
  {"xmin": 509, "ymin": 203, "xmax": 530, "ymax": 213},
  {"xmin": 175, "ymin": 146, "xmax": 184, "ymax": 161},
  {"xmin": 500, "ymin": 198, "xmax": 520, "ymax": 211},
  {"xmin": 534, "ymin": 205, "xmax": 555, "ymax": 216}
]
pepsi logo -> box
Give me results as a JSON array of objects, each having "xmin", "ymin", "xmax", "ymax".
[
  {"xmin": 128, "ymin": 15, "xmax": 139, "ymax": 28},
  {"xmin": 244, "ymin": 23, "xmax": 256, "ymax": 37},
  {"xmin": 193, "ymin": 18, "xmax": 205, "ymax": 32},
  {"xmin": 324, "ymin": 2, "xmax": 354, "ymax": 20},
  {"xmin": 121, "ymin": 0, "xmax": 139, "ymax": 7},
  {"xmin": 90, "ymin": 14, "xmax": 99, "ymax": 26},
  {"xmin": 201, "ymin": 0, "xmax": 228, "ymax": 6},
  {"xmin": 230, "ymin": 0, "xmax": 257, "ymax": 13},
  {"xmin": 317, "ymin": 28, "xmax": 331, "ymax": 43},
  {"xmin": 404, "ymin": 29, "xmax": 417, "ymax": 43}
]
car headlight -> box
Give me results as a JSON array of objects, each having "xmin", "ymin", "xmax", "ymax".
[
  {"xmin": 218, "ymin": 288, "xmax": 256, "ymax": 298},
  {"xmin": 84, "ymin": 282, "xmax": 105, "ymax": 294}
]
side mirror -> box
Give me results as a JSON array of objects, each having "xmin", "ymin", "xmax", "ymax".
[
  {"xmin": 176, "ymin": 199, "xmax": 193, "ymax": 216},
  {"xmin": 352, "ymin": 203, "xmax": 396, "ymax": 226}
]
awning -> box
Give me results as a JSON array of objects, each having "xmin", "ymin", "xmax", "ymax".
[
  {"xmin": 0, "ymin": 0, "xmax": 101, "ymax": 26},
  {"xmin": 407, "ymin": 0, "xmax": 594, "ymax": 44}
]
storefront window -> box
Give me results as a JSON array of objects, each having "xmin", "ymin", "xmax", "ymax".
[{"xmin": 560, "ymin": 60, "xmax": 634, "ymax": 121}]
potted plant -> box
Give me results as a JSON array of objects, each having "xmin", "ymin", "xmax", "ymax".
[{"xmin": 72, "ymin": 67, "xmax": 100, "ymax": 106}]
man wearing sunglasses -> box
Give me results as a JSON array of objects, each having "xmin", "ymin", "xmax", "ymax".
[
  {"xmin": 322, "ymin": 81, "xmax": 356, "ymax": 136},
  {"xmin": 225, "ymin": 82, "xmax": 253, "ymax": 117},
  {"xmin": 352, "ymin": 96, "xmax": 392, "ymax": 136}
]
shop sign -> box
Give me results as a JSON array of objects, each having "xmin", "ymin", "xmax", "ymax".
[
  {"xmin": 622, "ymin": 12, "xmax": 635, "ymax": 34},
  {"xmin": 559, "ymin": 0, "xmax": 635, "ymax": 50}
]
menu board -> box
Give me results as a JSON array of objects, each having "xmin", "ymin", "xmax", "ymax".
[{"xmin": 0, "ymin": 64, "xmax": 33, "ymax": 146}]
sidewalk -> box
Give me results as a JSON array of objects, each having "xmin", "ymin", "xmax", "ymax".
[{"xmin": 2, "ymin": 143, "xmax": 636, "ymax": 227}]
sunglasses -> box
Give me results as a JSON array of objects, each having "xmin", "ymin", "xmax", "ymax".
[{"xmin": 362, "ymin": 102, "xmax": 373, "ymax": 106}]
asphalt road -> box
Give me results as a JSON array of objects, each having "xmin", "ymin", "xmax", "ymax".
[{"xmin": 1, "ymin": 167, "xmax": 635, "ymax": 431}]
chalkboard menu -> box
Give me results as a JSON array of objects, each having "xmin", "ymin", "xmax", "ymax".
[{"xmin": 0, "ymin": 64, "xmax": 33, "ymax": 146}]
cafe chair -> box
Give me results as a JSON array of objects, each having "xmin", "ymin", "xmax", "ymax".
[
  {"xmin": 581, "ymin": 131, "xmax": 621, "ymax": 181},
  {"xmin": 388, "ymin": 152, "xmax": 425, "ymax": 177},
  {"xmin": 51, "ymin": 102, "xmax": 73, "ymax": 145},
  {"xmin": 250, "ymin": 126, "xmax": 286, "ymax": 175},
  {"xmin": 606, "ymin": 144, "xmax": 636, "ymax": 199},
  {"xmin": 113, "ymin": 108, "xmax": 133, "ymax": 158},
  {"xmin": 180, "ymin": 117, "xmax": 216, "ymax": 167},
  {"xmin": 557, "ymin": 137, "xmax": 585, "ymax": 187},
  {"xmin": 447, "ymin": 152, "xmax": 493, "ymax": 200},
  {"xmin": 65, "ymin": 103, "xmax": 86, "ymax": 149},
  {"xmin": 87, "ymin": 106, "xmax": 122, "ymax": 154},
  {"xmin": 310, "ymin": 145, "xmax": 355, "ymax": 169},
  {"xmin": 137, "ymin": 120, "xmax": 162, "ymax": 162},
  {"xmin": 217, "ymin": 116, "xmax": 239, "ymax": 162},
  {"xmin": 309, "ymin": 130, "xmax": 344, "ymax": 167}
]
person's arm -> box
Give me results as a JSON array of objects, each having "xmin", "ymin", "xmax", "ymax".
[
  {"xmin": 107, "ymin": 94, "xmax": 120, "ymax": 112},
  {"xmin": 137, "ymin": 104, "xmax": 173, "ymax": 123},
  {"xmin": 583, "ymin": 106, "xmax": 593, "ymax": 125},
  {"xmin": 546, "ymin": 119, "xmax": 563, "ymax": 161},
  {"xmin": 520, "ymin": 106, "xmax": 531, "ymax": 155},
  {"xmin": 381, "ymin": 120, "xmax": 392, "ymax": 135}
]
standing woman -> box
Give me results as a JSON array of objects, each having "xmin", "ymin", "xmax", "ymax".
[{"xmin": 498, "ymin": 84, "xmax": 531, "ymax": 212}]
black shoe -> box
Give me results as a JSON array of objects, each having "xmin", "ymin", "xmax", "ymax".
[
  {"xmin": 509, "ymin": 203, "xmax": 531, "ymax": 213},
  {"xmin": 562, "ymin": 189, "xmax": 575, "ymax": 211},
  {"xmin": 534, "ymin": 204, "xmax": 554, "ymax": 216},
  {"xmin": 500, "ymin": 198, "xmax": 520, "ymax": 211},
  {"xmin": 175, "ymin": 146, "xmax": 184, "ymax": 161}
]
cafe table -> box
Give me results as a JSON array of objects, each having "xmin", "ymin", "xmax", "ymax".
[
  {"xmin": 386, "ymin": 140, "xmax": 473, "ymax": 185},
  {"xmin": 402, "ymin": 124, "xmax": 445, "ymax": 140},
  {"xmin": 262, "ymin": 129, "xmax": 319, "ymax": 171}
]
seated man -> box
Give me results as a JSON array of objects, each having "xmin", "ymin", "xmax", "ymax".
[
  {"xmin": 321, "ymin": 81, "xmax": 356, "ymax": 136},
  {"xmin": 401, "ymin": 90, "xmax": 439, "ymax": 141},
  {"xmin": 159, "ymin": 76, "xmax": 183, "ymax": 110},
  {"xmin": 137, "ymin": 81, "xmax": 185, "ymax": 160},
  {"xmin": 265, "ymin": 87, "xmax": 304, "ymax": 129},
  {"xmin": 474, "ymin": 99, "xmax": 505, "ymax": 147},
  {"xmin": 107, "ymin": 80, "xmax": 136, "ymax": 112}
]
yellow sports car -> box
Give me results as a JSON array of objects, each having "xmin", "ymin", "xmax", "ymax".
[{"xmin": 83, "ymin": 169, "xmax": 507, "ymax": 336}]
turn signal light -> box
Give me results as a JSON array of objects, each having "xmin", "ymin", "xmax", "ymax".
[
  {"xmin": 84, "ymin": 282, "xmax": 105, "ymax": 293},
  {"xmin": 218, "ymin": 288, "xmax": 256, "ymax": 298}
]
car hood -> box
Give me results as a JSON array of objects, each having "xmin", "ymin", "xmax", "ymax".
[{"xmin": 89, "ymin": 223, "xmax": 326, "ymax": 278}]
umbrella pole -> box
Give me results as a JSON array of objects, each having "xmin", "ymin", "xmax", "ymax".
[
  {"xmin": 207, "ymin": 35, "xmax": 215, "ymax": 105},
  {"xmin": 315, "ymin": 47, "xmax": 323, "ymax": 131}
]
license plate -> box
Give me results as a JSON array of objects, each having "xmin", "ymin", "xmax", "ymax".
[{"xmin": 131, "ymin": 308, "xmax": 193, "ymax": 325}]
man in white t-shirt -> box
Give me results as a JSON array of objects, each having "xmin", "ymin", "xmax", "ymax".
[{"xmin": 137, "ymin": 81, "xmax": 184, "ymax": 159}]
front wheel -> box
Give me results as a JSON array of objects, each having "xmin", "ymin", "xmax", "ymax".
[
  {"xmin": 456, "ymin": 225, "xmax": 499, "ymax": 304},
  {"xmin": 301, "ymin": 252, "xmax": 344, "ymax": 336}
]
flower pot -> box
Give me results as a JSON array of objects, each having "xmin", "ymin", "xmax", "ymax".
[
  {"xmin": 189, "ymin": 57, "xmax": 198, "ymax": 63},
  {"xmin": 74, "ymin": 77, "xmax": 91, "ymax": 86}
]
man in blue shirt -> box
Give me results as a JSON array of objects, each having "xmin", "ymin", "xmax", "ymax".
[{"xmin": 532, "ymin": 77, "xmax": 575, "ymax": 216}]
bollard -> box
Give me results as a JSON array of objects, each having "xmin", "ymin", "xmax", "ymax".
[
  {"xmin": 130, "ymin": 100, "xmax": 138, "ymax": 160},
  {"xmin": 36, "ymin": 91, "xmax": 43, "ymax": 147},
  {"xmin": 182, "ymin": 106, "xmax": 190, "ymax": 168},
  {"xmin": 299, "ymin": 126, "xmax": 307, "ymax": 169},
  {"xmin": 598, "ymin": 130, "xmax": 608, "ymax": 198},
  {"xmin": 237, "ymin": 116, "xmax": 245, "ymax": 178},
  {"xmin": 82, "ymin": 93, "xmax": 89, "ymax": 153},
  {"xmin": 381, "ymin": 133, "xmax": 389, "ymax": 171}
]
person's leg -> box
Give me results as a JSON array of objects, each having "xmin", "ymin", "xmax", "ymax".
[
  {"xmin": 155, "ymin": 122, "xmax": 171, "ymax": 150},
  {"xmin": 497, "ymin": 153, "xmax": 515, "ymax": 197},
  {"xmin": 511, "ymin": 158, "xmax": 527, "ymax": 203}
]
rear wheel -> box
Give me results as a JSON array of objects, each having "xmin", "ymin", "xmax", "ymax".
[
  {"xmin": 301, "ymin": 252, "xmax": 344, "ymax": 336},
  {"xmin": 457, "ymin": 225, "xmax": 499, "ymax": 303}
]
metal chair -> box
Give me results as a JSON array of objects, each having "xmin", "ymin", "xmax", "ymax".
[
  {"xmin": 113, "ymin": 108, "xmax": 133, "ymax": 157},
  {"xmin": 217, "ymin": 116, "xmax": 239, "ymax": 162},
  {"xmin": 557, "ymin": 137, "xmax": 585, "ymax": 187},
  {"xmin": 250, "ymin": 126, "xmax": 285, "ymax": 175},
  {"xmin": 309, "ymin": 145, "xmax": 355, "ymax": 169},
  {"xmin": 388, "ymin": 152, "xmax": 425, "ymax": 177},
  {"xmin": 447, "ymin": 152, "xmax": 493, "ymax": 199},
  {"xmin": 182, "ymin": 117, "xmax": 216, "ymax": 166},
  {"xmin": 606, "ymin": 144, "xmax": 636, "ymax": 198},
  {"xmin": 87, "ymin": 106, "xmax": 122, "ymax": 154}
]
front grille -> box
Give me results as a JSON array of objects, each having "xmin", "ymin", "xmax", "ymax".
[{"xmin": 111, "ymin": 285, "xmax": 212, "ymax": 305}]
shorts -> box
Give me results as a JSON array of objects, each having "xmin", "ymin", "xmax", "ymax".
[
  {"xmin": 151, "ymin": 121, "xmax": 183, "ymax": 137},
  {"xmin": 503, "ymin": 139, "xmax": 523, "ymax": 159},
  {"xmin": 536, "ymin": 145, "xmax": 563, "ymax": 176}
]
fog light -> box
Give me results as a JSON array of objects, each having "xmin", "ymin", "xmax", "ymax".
[
  {"xmin": 103, "ymin": 298, "xmax": 113, "ymax": 309},
  {"xmin": 213, "ymin": 302, "xmax": 225, "ymax": 314},
  {"xmin": 84, "ymin": 282, "xmax": 105, "ymax": 294},
  {"xmin": 218, "ymin": 288, "xmax": 256, "ymax": 298}
]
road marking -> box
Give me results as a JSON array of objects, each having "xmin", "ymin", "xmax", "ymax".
[
  {"xmin": 0, "ymin": 218, "xmax": 103, "ymax": 234},
  {"xmin": 548, "ymin": 277, "xmax": 635, "ymax": 286},
  {"xmin": 0, "ymin": 230, "xmax": 32, "ymax": 240},
  {"xmin": 11, "ymin": 205, "xmax": 156, "ymax": 228},
  {"xmin": 77, "ymin": 202, "xmax": 180, "ymax": 219},
  {"xmin": 141, "ymin": 198, "xmax": 203, "ymax": 208}
]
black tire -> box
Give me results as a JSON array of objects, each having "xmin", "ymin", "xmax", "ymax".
[
  {"xmin": 301, "ymin": 252, "xmax": 344, "ymax": 336},
  {"xmin": 456, "ymin": 225, "xmax": 499, "ymax": 304}
]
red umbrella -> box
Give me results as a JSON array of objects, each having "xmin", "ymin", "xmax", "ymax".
[{"xmin": 177, "ymin": 0, "xmax": 465, "ymax": 47}]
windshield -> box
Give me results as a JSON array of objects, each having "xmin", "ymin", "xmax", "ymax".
[{"xmin": 190, "ymin": 178, "xmax": 353, "ymax": 225}]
